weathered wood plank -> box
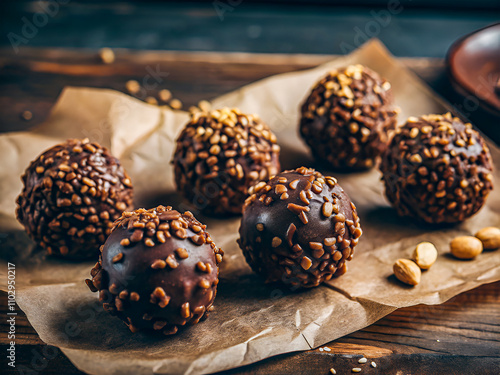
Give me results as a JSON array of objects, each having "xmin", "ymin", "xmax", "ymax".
[
  {"xmin": 1, "ymin": 281, "xmax": 499, "ymax": 374},
  {"xmin": 0, "ymin": 48, "xmax": 445, "ymax": 134}
]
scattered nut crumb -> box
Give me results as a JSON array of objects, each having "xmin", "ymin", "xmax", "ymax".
[
  {"xmin": 126, "ymin": 80, "xmax": 140, "ymax": 95},
  {"xmin": 450, "ymin": 236, "xmax": 483, "ymax": 259},
  {"xmin": 393, "ymin": 258, "xmax": 421, "ymax": 285},
  {"xmin": 358, "ymin": 357, "xmax": 367, "ymax": 364},
  {"xmin": 169, "ymin": 98, "xmax": 182, "ymax": 110},
  {"xmin": 158, "ymin": 89, "xmax": 172, "ymax": 102},
  {"xmin": 146, "ymin": 96, "xmax": 158, "ymax": 105},
  {"xmin": 475, "ymin": 227, "xmax": 500, "ymax": 250},
  {"xmin": 21, "ymin": 110, "xmax": 33, "ymax": 121},
  {"xmin": 413, "ymin": 241, "xmax": 438, "ymax": 269},
  {"xmin": 352, "ymin": 368, "xmax": 362, "ymax": 373},
  {"xmin": 198, "ymin": 100, "xmax": 211, "ymax": 112},
  {"xmin": 371, "ymin": 361, "xmax": 376, "ymax": 368},
  {"xmin": 99, "ymin": 47, "xmax": 115, "ymax": 64}
]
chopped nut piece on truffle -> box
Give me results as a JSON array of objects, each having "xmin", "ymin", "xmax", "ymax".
[
  {"xmin": 173, "ymin": 107, "xmax": 281, "ymax": 215},
  {"xmin": 380, "ymin": 113, "xmax": 493, "ymax": 224},
  {"xmin": 86, "ymin": 205, "xmax": 223, "ymax": 335},
  {"xmin": 238, "ymin": 167, "xmax": 362, "ymax": 288},
  {"xmin": 16, "ymin": 138, "xmax": 133, "ymax": 259},
  {"xmin": 300, "ymin": 65, "xmax": 399, "ymax": 170}
]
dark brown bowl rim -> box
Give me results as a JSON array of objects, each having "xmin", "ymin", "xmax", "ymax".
[{"xmin": 446, "ymin": 22, "xmax": 500, "ymax": 117}]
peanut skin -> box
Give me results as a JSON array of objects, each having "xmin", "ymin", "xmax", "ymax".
[
  {"xmin": 450, "ymin": 236, "xmax": 483, "ymax": 259},
  {"xmin": 475, "ymin": 227, "xmax": 500, "ymax": 250},
  {"xmin": 393, "ymin": 259, "xmax": 421, "ymax": 286}
]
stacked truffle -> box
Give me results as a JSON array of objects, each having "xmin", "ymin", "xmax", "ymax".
[
  {"xmin": 173, "ymin": 107, "xmax": 281, "ymax": 214},
  {"xmin": 300, "ymin": 65, "xmax": 399, "ymax": 169},
  {"xmin": 86, "ymin": 205, "xmax": 223, "ymax": 335},
  {"xmin": 238, "ymin": 167, "xmax": 362, "ymax": 288},
  {"xmin": 380, "ymin": 113, "xmax": 494, "ymax": 224},
  {"xmin": 16, "ymin": 138, "xmax": 133, "ymax": 259}
]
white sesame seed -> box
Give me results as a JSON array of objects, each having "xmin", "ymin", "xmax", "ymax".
[
  {"xmin": 330, "ymin": 368, "xmax": 336, "ymax": 374},
  {"xmin": 323, "ymin": 347, "xmax": 331, "ymax": 352},
  {"xmin": 437, "ymin": 339, "xmax": 440, "ymax": 342},
  {"xmin": 319, "ymin": 347, "xmax": 324, "ymax": 352},
  {"xmin": 358, "ymin": 357, "xmax": 367, "ymax": 364},
  {"xmin": 371, "ymin": 362, "xmax": 376, "ymax": 368},
  {"xmin": 352, "ymin": 368, "xmax": 362, "ymax": 373}
]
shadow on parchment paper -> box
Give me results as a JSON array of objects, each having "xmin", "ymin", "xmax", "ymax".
[
  {"xmin": 0, "ymin": 230, "xmax": 36, "ymax": 262},
  {"xmin": 137, "ymin": 190, "xmax": 242, "ymax": 221},
  {"xmin": 387, "ymin": 274, "xmax": 416, "ymax": 289},
  {"xmin": 0, "ymin": 230, "xmax": 98, "ymax": 288},
  {"xmin": 45, "ymin": 271, "xmax": 314, "ymax": 354},
  {"xmin": 442, "ymin": 252, "xmax": 478, "ymax": 262},
  {"xmin": 362, "ymin": 205, "xmax": 454, "ymax": 233},
  {"xmin": 278, "ymin": 143, "xmax": 386, "ymax": 178},
  {"xmin": 278, "ymin": 144, "xmax": 314, "ymax": 171},
  {"xmin": 355, "ymin": 205, "xmax": 463, "ymax": 252},
  {"xmin": 217, "ymin": 273, "xmax": 311, "ymax": 301},
  {"xmin": 134, "ymin": 191, "xmax": 184, "ymax": 213},
  {"xmin": 0, "ymin": 230, "xmax": 100, "ymax": 265},
  {"xmin": 48, "ymin": 293, "xmax": 171, "ymax": 350}
]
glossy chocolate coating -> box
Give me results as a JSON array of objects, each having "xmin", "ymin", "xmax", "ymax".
[
  {"xmin": 238, "ymin": 167, "xmax": 362, "ymax": 288},
  {"xmin": 380, "ymin": 113, "xmax": 494, "ymax": 224},
  {"xmin": 16, "ymin": 138, "xmax": 133, "ymax": 259},
  {"xmin": 173, "ymin": 107, "xmax": 280, "ymax": 215},
  {"xmin": 86, "ymin": 206, "xmax": 223, "ymax": 335},
  {"xmin": 300, "ymin": 65, "xmax": 399, "ymax": 170}
]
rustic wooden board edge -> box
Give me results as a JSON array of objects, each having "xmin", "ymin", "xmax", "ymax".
[{"xmin": 0, "ymin": 46, "xmax": 445, "ymax": 66}]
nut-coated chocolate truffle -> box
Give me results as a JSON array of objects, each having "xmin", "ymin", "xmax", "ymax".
[
  {"xmin": 238, "ymin": 167, "xmax": 362, "ymax": 288},
  {"xmin": 300, "ymin": 65, "xmax": 399, "ymax": 170},
  {"xmin": 380, "ymin": 113, "xmax": 494, "ymax": 224},
  {"xmin": 86, "ymin": 206, "xmax": 223, "ymax": 335},
  {"xmin": 173, "ymin": 107, "xmax": 281, "ymax": 215},
  {"xmin": 16, "ymin": 138, "xmax": 133, "ymax": 259}
]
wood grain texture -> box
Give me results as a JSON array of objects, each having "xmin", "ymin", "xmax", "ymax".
[
  {"xmin": 0, "ymin": 47, "xmax": 499, "ymax": 374},
  {"xmin": 1, "ymin": 282, "xmax": 499, "ymax": 374},
  {"xmin": 0, "ymin": 47, "xmax": 445, "ymax": 134},
  {"xmin": 1, "ymin": 47, "xmax": 498, "ymax": 142}
]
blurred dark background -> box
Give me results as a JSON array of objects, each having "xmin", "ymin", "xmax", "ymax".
[
  {"xmin": 0, "ymin": 0, "xmax": 499, "ymax": 142},
  {"xmin": 1, "ymin": 0, "xmax": 499, "ymax": 57}
]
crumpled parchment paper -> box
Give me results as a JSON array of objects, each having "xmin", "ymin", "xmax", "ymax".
[{"xmin": 0, "ymin": 40, "xmax": 498, "ymax": 375}]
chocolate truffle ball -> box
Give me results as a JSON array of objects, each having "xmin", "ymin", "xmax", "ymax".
[
  {"xmin": 238, "ymin": 167, "xmax": 362, "ymax": 288},
  {"xmin": 380, "ymin": 113, "xmax": 494, "ymax": 224},
  {"xmin": 86, "ymin": 205, "xmax": 223, "ymax": 335},
  {"xmin": 173, "ymin": 107, "xmax": 281, "ymax": 215},
  {"xmin": 16, "ymin": 138, "xmax": 133, "ymax": 259},
  {"xmin": 300, "ymin": 64, "xmax": 399, "ymax": 170}
]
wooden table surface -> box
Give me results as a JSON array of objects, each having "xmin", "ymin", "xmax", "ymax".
[{"xmin": 0, "ymin": 48, "xmax": 499, "ymax": 375}]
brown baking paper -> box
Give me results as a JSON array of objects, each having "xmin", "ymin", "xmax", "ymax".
[{"xmin": 1, "ymin": 39, "xmax": 499, "ymax": 375}]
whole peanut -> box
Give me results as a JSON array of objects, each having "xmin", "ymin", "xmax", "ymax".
[
  {"xmin": 450, "ymin": 236, "xmax": 483, "ymax": 259},
  {"xmin": 475, "ymin": 227, "xmax": 500, "ymax": 250}
]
